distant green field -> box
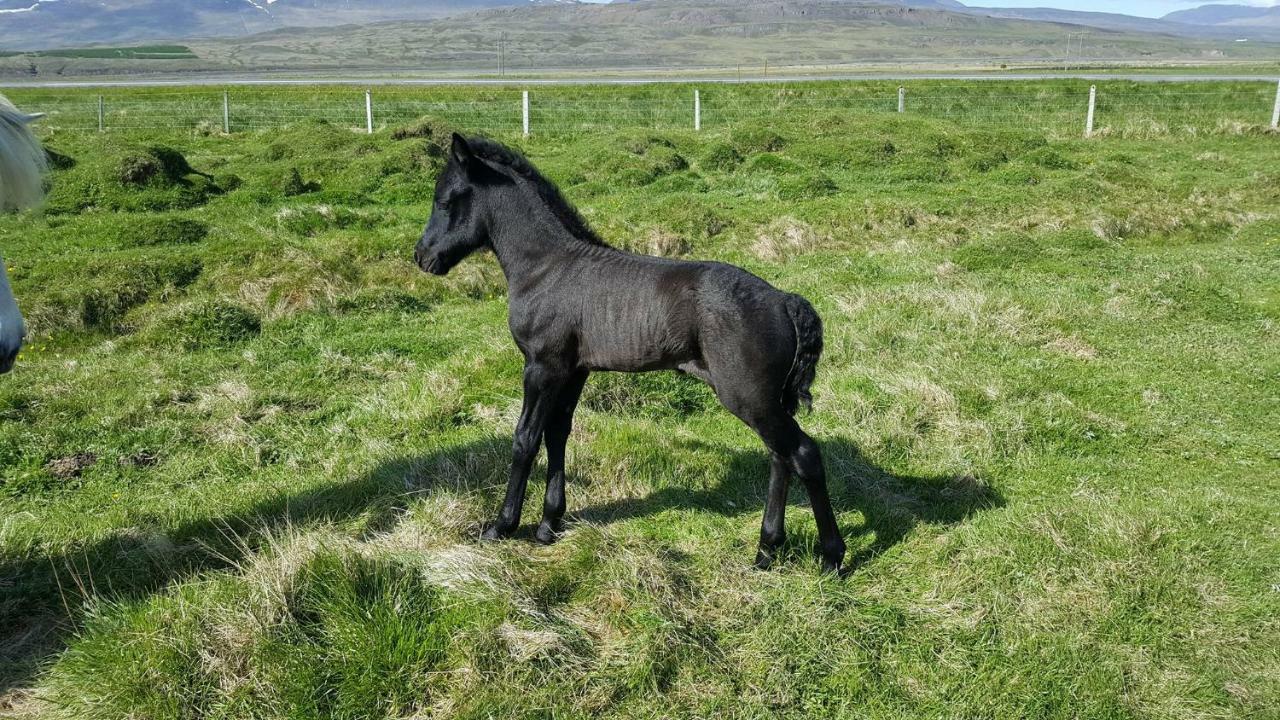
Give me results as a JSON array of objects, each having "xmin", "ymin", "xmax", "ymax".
[
  {"xmin": 0, "ymin": 80, "xmax": 1277, "ymax": 718},
  {"xmin": 3, "ymin": 45, "xmax": 197, "ymax": 60}
]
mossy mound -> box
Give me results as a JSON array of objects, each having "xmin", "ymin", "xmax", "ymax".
[
  {"xmin": 116, "ymin": 146, "xmax": 204, "ymax": 187},
  {"xmin": 43, "ymin": 143, "xmax": 227, "ymax": 214},
  {"xmin": 730, "ymin": 128, "xmax": 788, "ymax": 154},
  {"xmin": 390, "ymin": 115, "xmax": 457, "ymax": 146},
  {"xmin": 744, "ymin": 153, "xmax": 802, "ymax": 175},
  {"xmin": 116, "ymin": 217, "xmax": 209, "ymax": 248},
  {"xmin": 645, "ymin": 196, "xmax": 729, "ymax": 239},
  {"xmin": 699, "ymin": 142, "xmax": 743, "ymax": 172},
  {"xmin": 618, "ymin": 133, "xmax": 677, "ymax": 156},
  {"xmin": 603, "ymin": 145, "xmax": 689, "ymax": 187},
  {"xmin": 28, "ymin": 254, "xmax": 204, "ymax": 333},
  {"xmin": 151, "ymin": 300, "xmax": 261, "ymax": 350},
  {"xmin": 278, "ymin": 168, "xmax": 312, "ymax": 197},
  {"xmin": 777, "ymin": 172, "xmax": 838, "ymax": 200}
]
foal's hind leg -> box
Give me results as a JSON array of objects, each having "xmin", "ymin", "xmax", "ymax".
[
  {"xmin": 785, "ymin": 426, "xmax": 845, "ymax": 574},
  {"xmin": 726, "ymin": 401, "xmax": 846, "ymax": 573},
  {"xmin": 754, "ymin": 452, "xmax": 791, "ymax": 570},
  {"xmin": 536, "ymin": 369, "xmax": 589, "ymax": 545}
]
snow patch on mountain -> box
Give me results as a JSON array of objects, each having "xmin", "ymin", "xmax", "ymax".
[
  {"xmin": 0, "ymin": 0, "xmax": 59, "ymax": 15},
  {"xmin": 242, "ymin": 0, "xmax": 275, "ymax": 16}
]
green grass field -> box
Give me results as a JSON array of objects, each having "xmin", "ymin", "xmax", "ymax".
[
  {"xmin": 21, "ymin": 46, "xmax": 197, "ymax": 60},
  {"xmin": 1, "ymin": 81, "xmax": 1278, "ymax": 719},
  {"xmin": 10, "ymin": 80, "xmax": 1279, "ymax": 137}
]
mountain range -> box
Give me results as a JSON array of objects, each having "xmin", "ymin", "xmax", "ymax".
[
  {"xmin": 1163, "ymin": 4, "xmax": 1280, "ymax": 27},
  {"xmin": 960, "ymin": 2, "xmax": 1280, "ymax": 38},
  {"xmin": 0, "ymin": 0, "xmax": 1277, "ymax": 67},
  {"xmin": 0, "ymin": 0, "xmax": 518, "ymax": 49}
]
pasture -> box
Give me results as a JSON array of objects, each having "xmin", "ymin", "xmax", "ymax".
[{"xmin": 0, "ymin": 80, "xmax": 1277, "ymax": 719}]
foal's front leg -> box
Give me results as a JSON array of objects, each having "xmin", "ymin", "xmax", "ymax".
[
  {"xmin": 482, "ymin": 361, "xmax": 568, "ymax": 541},
  {"xmin": 536, "ymin": 369, "xmax": 589, "ymax": 544}
]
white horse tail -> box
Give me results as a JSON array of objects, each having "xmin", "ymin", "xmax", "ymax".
[{"xmin": 0, "ymin": 92, "xmax": 48, "ymax": 372}]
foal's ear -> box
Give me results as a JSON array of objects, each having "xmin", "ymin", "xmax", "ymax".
[{"xmin": 450, "ymin": 132, "xmax": 476, "ymax": 167}]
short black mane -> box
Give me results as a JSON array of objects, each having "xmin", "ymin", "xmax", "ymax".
[{"xmin": 467, "ymin": 137, "xmax": 608, "ymax": 247}]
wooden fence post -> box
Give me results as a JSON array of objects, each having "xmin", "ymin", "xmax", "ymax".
[
  {"xmin": 694, "ymin": 89, "xmax": 701, "ymax": 131},
  {"xmin": 898, "ymin": 86, "xmax": 905, "ymax": 113},
  {"xmin": 1271, "ymin": 78, "xmax": 1280, "ymax": 129},
  {"xmin": 522, "ymin": 90, "xmax": 529, "ymax": 137},
  {"xmin": 1085, "ymin": 85, "xmax": 1096, "ymax": 138},
  {"xmin": 365, "ymin": 90, "xmax": 373, "ymax": 134},
  {"xmin": 97, "ymin": 95, "xmax": 103, "ymax": 132},
  {"xmin": 223, "ymin": 91, "xmax": 230, "ymax": 134}
]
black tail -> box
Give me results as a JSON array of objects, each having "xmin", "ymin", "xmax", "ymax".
[{"xmin": 781, "ymin": 294, "xmax": 823, "ymax": 416}]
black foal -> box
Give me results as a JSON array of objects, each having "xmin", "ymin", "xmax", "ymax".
[{"xmin": 414, "ymin": 134, "xmax": 845, "ymax": 573}]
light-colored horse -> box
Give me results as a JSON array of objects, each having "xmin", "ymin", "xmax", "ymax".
[{"xmin": 0, "ymin": 93, "xmax": 47, "ymax": 373}]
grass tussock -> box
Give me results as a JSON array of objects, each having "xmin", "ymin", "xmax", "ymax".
[{"xmin": 752, "ymin": 216, "xmax": 824, "ymax": 261}]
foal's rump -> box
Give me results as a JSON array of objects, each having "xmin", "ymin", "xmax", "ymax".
[{"xmin": 693, "ymin": 263, "xmax": 823, "ymax": 417}]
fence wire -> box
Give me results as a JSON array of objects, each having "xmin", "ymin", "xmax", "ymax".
[{"xmin": 7, "ymin": 81, "xmax": 1279, "ymax": 137}]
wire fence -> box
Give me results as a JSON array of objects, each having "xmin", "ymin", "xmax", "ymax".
[{"xmin": 7, "ymin": 80, "xmax": 1280, "ymax": 138}]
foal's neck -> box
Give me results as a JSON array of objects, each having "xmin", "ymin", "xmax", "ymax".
[{"xmin": 487, "ymin": 189, "xmax": 604, "ymax": 289}]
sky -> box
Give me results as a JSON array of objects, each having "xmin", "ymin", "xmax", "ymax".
[{"xmin": 966, "ymin": 0, "xmax": 1278, "ymax": 19}]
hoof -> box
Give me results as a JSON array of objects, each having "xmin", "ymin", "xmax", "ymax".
[
  {"xmin": 534, "ymin": 522, "xmax": 560, "ymax": 545},
  {"xmin": 821, "ymin": 540, "xmax": 846, "ymax": 576},
  {"xmin": 754, "ymin": 547, "xmax": 777, "ymax": 571},
  {"xmin": 481, "ymin": 524, "xmax": 512, "ymax": 542}
]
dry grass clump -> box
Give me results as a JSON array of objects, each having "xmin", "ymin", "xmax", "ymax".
[
  {"xmin": 751, "ymin": 216, "xmax": 824, "ymax": 262},
  {"xmin": 829, "ymin": 371, "xmax": 996, "ymax": 474},
  {"xmin": 640, "ymin": 227, "xmax": 691, "ymax": 257},
  {"xmin": 1043, "ymin": 335, "xmax": 1098, "ymax": 360},
  {"xmin": 1088, "ymin": 194, "xmax": 1266, "ymax": 242}
]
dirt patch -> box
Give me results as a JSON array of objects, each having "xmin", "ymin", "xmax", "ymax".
[{"xmin": 46, "ymin": 452, "xmax": 98, "ymax": 479}]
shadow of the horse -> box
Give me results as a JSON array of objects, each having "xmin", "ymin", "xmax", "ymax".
[
  {"xmin": 0, "ymin": 432, "xmax": 1000, "ymax": 693},
  {"xmin": 572, "ymin": 436, "xmax": 1003, "ymax": 574}
]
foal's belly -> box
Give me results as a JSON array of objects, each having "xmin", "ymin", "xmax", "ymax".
[{"xmin": 579, "ymin": 339, "xmax": 695, "ymax": 373}]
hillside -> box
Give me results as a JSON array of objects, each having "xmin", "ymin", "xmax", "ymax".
[
  {"xmin": 959, "ymin": 4, "xmax": 1280, "ymax": 41},
  {"xmin": 1163, "ymin": 4, "xmax": 1280, "ymax": 29},
  {"xmin": 188, "ymin": 0, "xmax": 1280, "ymax": 73},
  {"xmin": 2, "ymin": 0, "xmax": 1280, "ymax": 79},
  {"xmin": 0, "ymin": 0, "xmax": 524, "ymax": 51}
]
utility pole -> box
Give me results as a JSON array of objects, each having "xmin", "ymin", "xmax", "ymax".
[
  {"xmin": 1064, "ymin": 32, "xmax": 1086, "ymax": 70},
  {"xmin": 499, "ymin": 33, "xmax": 506, "ymax": 78}
]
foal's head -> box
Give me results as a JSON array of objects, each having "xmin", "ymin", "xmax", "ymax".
[{"xmin": 414, "ymin": 133, "xmax": 503, "ymax": 276}]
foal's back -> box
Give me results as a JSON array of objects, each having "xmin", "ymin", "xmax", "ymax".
[{"xmin": 550, "ymin": 248, "xmax": 798, "ymax": 390}]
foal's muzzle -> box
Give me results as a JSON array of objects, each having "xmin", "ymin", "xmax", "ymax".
[{"xmin": 414, "ymin": 245, "xmax": 446, "ymax": 276}]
